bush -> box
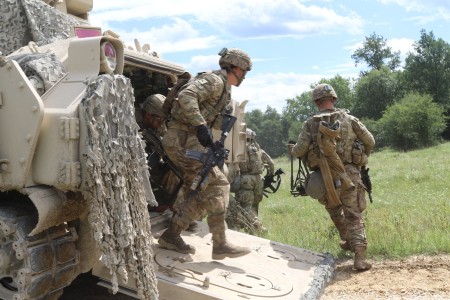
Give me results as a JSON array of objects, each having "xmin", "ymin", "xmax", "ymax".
[
  {"xmin": 378, "ymin": 92, "xmax": 447, "ymax": 150},
  {"xmin": 360, "ymin": 118, "xmax": 387, "ymax": 150}
]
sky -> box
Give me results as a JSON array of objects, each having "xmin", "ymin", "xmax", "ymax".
[{"xmin": 89, "ymin": 0, "xmax": 450, "ymax": 112}]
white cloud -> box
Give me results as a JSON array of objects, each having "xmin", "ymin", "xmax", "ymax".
[
  {"xmin": 387, "ymin": 38, "xmax": 415, "ymax": 55},
  {"xmin": 379, "ymin": 0, "xmax": 450, "ymax": 22},
  {"xmin": 233, "ymin": 72, "xmax": 325, "ymax": 112},
  {"xmin": 186, "ymin": 55, "xmax": 219, "ymax": 72},
  {"xmin": 90, "ymin": 0, "xmax": 365, "ymax": 46}
]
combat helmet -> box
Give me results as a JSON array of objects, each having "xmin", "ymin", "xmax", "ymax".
[
  {"xmin": 312, "ymin": 84, "xmax": 337, "ymax": 102},
  {"xmin": 246, "ymin": 128, "xmax": 256, "ymax": 143},
  {"xmin": 305, "ymin": 171, "xmax": 326, "ymax": 199},
  {"xmin": 142, "ymin": 94, "xmax": 167, "ymax": 119},
  {"xmin": 219, "ymin": 48, "xmax": 252, "ymax": 71}
]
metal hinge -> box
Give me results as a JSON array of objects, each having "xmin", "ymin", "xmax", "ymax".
[{"xmin": 59, "ymin": 117, "xmax": 80, "ymax": 141}]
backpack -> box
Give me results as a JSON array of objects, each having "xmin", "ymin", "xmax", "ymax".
[{"xmin": 162, "ymin": 71, "xmax": 192, "ymax": 116}]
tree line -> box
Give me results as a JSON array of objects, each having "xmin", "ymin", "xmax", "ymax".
[{"xmin": 245, "ymin": 30, "xmax": 449, "ymax": 158}]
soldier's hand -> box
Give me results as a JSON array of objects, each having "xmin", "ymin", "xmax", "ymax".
[{"xmin": 196, "ymin": 124, "xmax": 214, "ymax": 147}]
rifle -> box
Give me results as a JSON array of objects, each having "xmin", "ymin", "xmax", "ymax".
[
  {"xmin": 179, "ymin": 114, "xmax": 237, "ymax": 216},
  {"xmin": 361, "ymin": 166, "xmax": 373, "ymax": 203},
  {"xmin": 141, "ymin": 129, "xmax": 183, "ymax": 204},
  {"xmin": 262, "ymin": 168, "xmax": 285, "ymax": 197}
]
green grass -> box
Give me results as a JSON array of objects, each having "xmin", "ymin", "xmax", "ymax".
[{"xmin": 256, "ymin": 143, "xmax": 450, "ymax": 260}]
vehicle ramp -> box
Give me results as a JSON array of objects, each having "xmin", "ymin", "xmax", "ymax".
[{"xmin": 93, "ymin": 217, "xmax": 334, "ymax": 300}]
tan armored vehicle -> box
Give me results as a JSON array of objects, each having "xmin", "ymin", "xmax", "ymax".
[{"xmin": 0, "ymin": 1, "xmax": 334, "ymax": 299}]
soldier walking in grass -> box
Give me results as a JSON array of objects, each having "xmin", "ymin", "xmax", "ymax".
[{"xmin": 289, "ymin": 83, "xmax": 375, "ymax": 271}]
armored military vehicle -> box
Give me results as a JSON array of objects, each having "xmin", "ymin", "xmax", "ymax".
[{"xmin": 0, "ymin": 1, "xmax": 334, "ymax": 299}]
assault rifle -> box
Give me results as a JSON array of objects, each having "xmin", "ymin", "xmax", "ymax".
[
  {"xmin": 262, "ymin": 168, "xmax": 285, "ymax": 197},
  {"xmin": 141, "ymin": 129, "xmax": 183, "ymax": 204},
  {"xmin": 179, "ymin": 114, "xmax": 237, "ymax": 216},
  {"xmin": 361, "ymin": 166, "xmax": 373, "ymax": 203}
]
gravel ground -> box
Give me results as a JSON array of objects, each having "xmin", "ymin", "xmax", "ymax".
[{"xmin": 320, "ymin": 254, "xmax": 450, "ymax": 300}]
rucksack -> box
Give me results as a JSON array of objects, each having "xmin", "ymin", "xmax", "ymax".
[{"xmin": 162, "ymin": 71, "xmax": 192, "ymax": 116}]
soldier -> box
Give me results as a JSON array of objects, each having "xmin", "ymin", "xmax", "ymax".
[
  {"xmin": 227, "ymin": 128, "xmax": 274, "ymax": 233},
  {"xmin": 137, "ymin": 94, "xmax": 173, "ymax": 208},
  {"xmin": 289, "ymin": 83, "xmax": 375, "ymax": 271},
  {"xmin": 138, "ymin": 94, "xmax": 200, "ymax": 232},
  {"xmin": 158, "ymin": 48, "xmax": 253, "ymax": 259},
  {"xmin": 137, "ymin": 94, "xmax": 167, "ymax": 132}
]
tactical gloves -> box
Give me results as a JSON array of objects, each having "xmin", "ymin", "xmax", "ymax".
[{"xmin": 196, "ymin": 124, "xmax": 213, "ymax": 147}]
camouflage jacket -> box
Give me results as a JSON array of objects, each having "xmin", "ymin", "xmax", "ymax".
[
  {"xmin": 291, "ymin": 108, "xmax": 375, "ymax": 168},
  {"xmin": 170, "ymin": 69, "xmax": 231, "ymax": 128},
  {"xmin": 239, "ymin": 142, "xmax": 275, "ymax": 175}
]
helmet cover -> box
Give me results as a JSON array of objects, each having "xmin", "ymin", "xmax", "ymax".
[
  {"xmin": 312, "ymin": 84, "xmax": 337, "ymax": 101},
  {"xmin": 219, "ymin": 48, "xmax": 252, "ymax": 71}
]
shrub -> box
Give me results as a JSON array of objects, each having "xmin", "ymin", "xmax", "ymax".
[{"xmin": 378, "ymin": 92, "xmax": 446, "ymax": 150}]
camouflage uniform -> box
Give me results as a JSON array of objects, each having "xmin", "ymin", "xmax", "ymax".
[
  {"xmin": 231, "ymin": 131, "xmax": 274, "ymax": 232},
  {"xmin": 136, "ymin": 94, "xmax": 183, "ymax": 211},
  {"xmin": 159, "ymin": 47, "xmax": 253, "ymax": 259},
  {"xmin": 162, "ymin": 69, "xmax": 231, "ymax": 231},
  {"xmin": 291, "ymin": 83, "xmax": 375, "ymax": 270}
]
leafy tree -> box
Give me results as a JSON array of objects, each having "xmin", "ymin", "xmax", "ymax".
[
  {"xmin": 283, "ymin": 91, "xmax": 314, "ymax": 123},
  {"xmin": 403, "ymin": 30, "xmax": 450, "ymax": 139},
  {"xmin": 403, "ymin": 30, "xmax": 450, "ymax": 108},
  {"xmin": 283, "ymin": 91, "xmax": 314, "ymax": 142},
  {"xmin": 245, "ymin": 107, "xmax": 286, "ymax": 158},
  {"xmin": 378, "ymin": 92, "xmax": 446, "ymax": 151},
  {"xmin": 244, "ymin": 108, "xmax": 263, "ymax": 133},
  {"xmin": 353, "ymin": 66, "xmax": 403, "ymax": 120},
  {"xmin": 352, "ymin": 32, "xmax": 401, "ymax": 71}
]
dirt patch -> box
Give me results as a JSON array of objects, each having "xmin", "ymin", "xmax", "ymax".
[{"xmin": 320, "ymin": 254, "xmax": 450, "ymax": 300}]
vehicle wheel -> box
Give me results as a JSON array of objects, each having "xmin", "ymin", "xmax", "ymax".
[{"xmin": 0, "ymin": 199, "xmax": 79, "ymax": 300}]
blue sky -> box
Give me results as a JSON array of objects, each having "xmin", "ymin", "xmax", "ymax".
[{"xmin": 89, "ymin": 0, "xmax": 450, "ymax": 112}]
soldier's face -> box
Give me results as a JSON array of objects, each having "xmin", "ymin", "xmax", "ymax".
[{"xmin": 144, "ymin": 112, "xmax": 163, "ymax": 130}]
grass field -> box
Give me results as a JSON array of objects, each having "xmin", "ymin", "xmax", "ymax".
[{"xmin": 256, "ymin": 142, "xmax": 450, "ymax": 260}]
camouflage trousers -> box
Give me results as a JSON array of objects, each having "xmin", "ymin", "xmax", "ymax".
[
  {"xmin": 162, "ymin": 127, "xmax": 229, "ymax": 235},
  {"xmin": 320, "ymin": 164, "xmax": 368, "ymax": 250},
  {"xmin": 228, "ymin": 174, "xmax": 263, "ymax": 231}
]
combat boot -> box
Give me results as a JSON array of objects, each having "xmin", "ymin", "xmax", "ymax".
[
  {"xmin": 158, "ymin": 223, "xmax": 196, "ymax": 254},
  {"xmin": 212, "ymin": 233, "xmax": 251, "ymax": 260},
  {"xmin": 354, "ymin": 245, "xmax": 372, "ymax": 271}
]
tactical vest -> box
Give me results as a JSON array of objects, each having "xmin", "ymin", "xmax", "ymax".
[
  {"xmin": 306, "ymin": 109, "xmax": 358, "ymax": 168},
  {"xmin": 239, "ymin": 143, "xmax": 264, "ymax": 175},
  {"xmin": 170, "ymin": 70, "xmax": 230, "ymax": 126}
]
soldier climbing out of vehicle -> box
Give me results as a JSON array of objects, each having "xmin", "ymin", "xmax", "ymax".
[
  {"xmin": 158, "ymin": 47, "xmax": 253, "ymax": 259},
  {"xmin": 288, "ymin": 83, "xmax": 375, "ymax": 271}
]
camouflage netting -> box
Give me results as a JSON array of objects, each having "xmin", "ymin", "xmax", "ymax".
[
  {"xmin": 0, "ymin": 0, "xmax": 79, "ymax": 56},
  {"xmin": 80, "ymin": 74, "xmax": 159, "ymax": 300},
  {"xmin": 8, "ymin": 53, "xmax": 66, "ymax": 95}
]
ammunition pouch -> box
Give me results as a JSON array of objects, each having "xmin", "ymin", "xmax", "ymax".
[
  {"xmin": 352, "ymin": 140, "xmax": 368, "ymax": 166},
  {"xmin": 306, "ymin": 145, "xmax": 320, "ymax": 169}
]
